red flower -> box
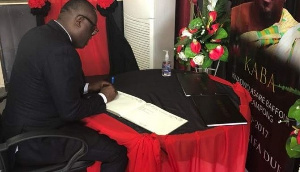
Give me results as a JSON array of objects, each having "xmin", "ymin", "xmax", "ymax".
[
  {"xmin": 179, "ymin": 27, "xmax": 186, "ymax": 36},
  {"xmin": 190, "ymin": 39, "xmax": 201, "ymax": 54},
  {"xmin": 190, "ymin": 59, "xmax": 197, "ymax": 68},
  {"xmin": 176, "ymin": 46, "xmax": 182, "ymax": 53},
  {"xmin": 208, "ymin": 11, "xmax": 217, "ymax": 22},
  {"xmin": 207, "ymin": 23, "xmax": 219, "ymax": 35},
  {"xmin": 189, "ymin": 28, "xmax": 198, "ymax": 34},
  {"xmin": 209, "ymin": 45, "xmax": 224, "ymax": 60},
  {"xmin": 98, "ymin": 0, "xmax": 114, "ymax": 9},
  {"xmin": 28, "ymin": 0, "xmax": 46, "ymax": 9}
]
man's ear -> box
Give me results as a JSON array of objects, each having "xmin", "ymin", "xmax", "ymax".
[{"xmin": 75, "ymin": 15, "xmax": 83, "ymax": 28}]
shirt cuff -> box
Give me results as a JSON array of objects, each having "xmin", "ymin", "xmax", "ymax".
[
  {"xmin": 84, "ymin": 83, "xmax": 89, "ymax": 94},
  {"xmin": 98, "ymin": 93, "xmax": 107, "ymax": 104}
]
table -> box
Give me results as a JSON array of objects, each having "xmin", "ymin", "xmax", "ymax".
[{"xmin": 83, "ymin": 69, "xmax": 252, "ymax": 172}]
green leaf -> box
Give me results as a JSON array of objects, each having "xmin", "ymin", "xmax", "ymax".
[
  {"xmin": 202, "ymin": 49, "xmax": 209, "ymax": 58},
  {"xmin": 212, "ymin": 28, "xmax": 228, "ymax": 40},
  {"xmin": 184, "ymin": 46, "xmax": 196, "ymax": 58},
  {"xmin": 275, "ymin": 86, "xmax": 300, "ymax": 96},
  {"xmin": 286, "ymin": 137, "xmax": 300, "ymax": 158},
  {"xmin": 288, "ymin": 99, "xmax": 300, "ymax": 121},
  {"xmin": 219, "ymin": 46, "xmax": 228, "ymax": 62},
  {"xmin": 291, "ymin": 137, "xmax": 300, "ymax": 151},
  {"xmin": 188, "ymin": 17, "xmax": 203, "ymax": 30},
  {"xmin": 205, "ymin": 43, "xmax": 219, "ymax": 50},
  {"xmin": 201, "ymin": 34, "xmax": 212, "ymax": 42},
  {"xmin": 178, "ymin": 59, "xmax": 187, "ymax": 65},
  {"xmin": 216, "ymin": 12, "xmax": 231, "ymax": 25},
  {"xmin": 214, "ymin": 0, "xmax": 229, "ymax": 21},
  {"xmin": 202, "ymin": 0, "xmax": 209, "ymax": 24},
  {"xmin": 174, "ymin": 37, "xmax": 191, "ymax": 47},
  {"xmin": 215, "ymin": 0, "xmax": 228, "ymax": 13},
  {"xmin": 202, "ymin": 57, "xmax": 213, "ymax": 68}
]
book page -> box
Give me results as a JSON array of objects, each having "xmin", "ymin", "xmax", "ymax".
[
  {"xmin": 106, "ymin": 91, "xmax": 145, "ymax": 117},
  {"xmin": 123, "ymin": 103, "xmax": 188, "ymax": 135}
]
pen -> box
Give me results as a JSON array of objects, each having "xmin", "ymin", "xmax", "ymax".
[{"xmin": 111, "ymin": 76, "xmax": 115, "ymax": 84}]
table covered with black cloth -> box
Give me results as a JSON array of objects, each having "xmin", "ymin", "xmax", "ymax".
[{"xmin": 83, "ymin": 69, "xmax": 252, "ymax": 172}]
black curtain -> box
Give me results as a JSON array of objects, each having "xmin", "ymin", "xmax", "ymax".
[
  {"xmin": 97, "ymin": 1, "xmax": 139, "ymax": 76},
  {"xmin": 0, "ymin": 4, "xmax": 36, "ymax": 87},
  {"xmin": 285, "ymin": 0, "xmax": 300, "ymax": 22}
]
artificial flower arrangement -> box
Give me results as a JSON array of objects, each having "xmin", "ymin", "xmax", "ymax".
[
  {"xmin": 27, "ymin": 0, "xmax": 116, "ymax": 26},
  {"xmin": 28, "ymin": 0, "xmax": 51, "ymax": 16},
  {"xmin": 276, "ymin": 85, "xmax": 300, "ymax": 158},
  {"xmin": 175, "ymin": 0, "xmax": 230, "ymax": 70},
  {"xmin": 285, "ymin": 97, "xmax": 300, "ymax": 158},
  {"xmin": 27, "ymin": 0, "xmax": 115, "ymax": 17}
]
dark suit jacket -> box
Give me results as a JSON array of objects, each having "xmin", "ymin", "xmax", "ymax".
[{"xmin": 2, "ymin": 20, "xmax": 106, "ymax": 139}]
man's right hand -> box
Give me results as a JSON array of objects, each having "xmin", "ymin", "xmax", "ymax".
[
  {"xmin": 88, "ymin": 80, "xmax": 112, "ymax": 93},
  {"xmin": 100, "ymin": 85, "xmax": 118, "ymax": 103}
]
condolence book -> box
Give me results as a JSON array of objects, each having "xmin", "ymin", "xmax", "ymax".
[
  {"xmin": 176, "ymin": 72, "xmax": 218, "ymax": 96},
  {"xmin": 192, "ymin": 95, "xmax": 247, "ymax": 127},
  {"xmin": 106, "ymin": 91, "xmax": 188, "ymax": 135}
]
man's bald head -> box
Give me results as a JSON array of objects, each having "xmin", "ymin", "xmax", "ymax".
[
  {"xmin": 59, "ymin": 0, "xmax": 96, "ymax": 18},
  {"xmin": 57, "ymin": 0, "xmax": 98, "ymax": 48}
]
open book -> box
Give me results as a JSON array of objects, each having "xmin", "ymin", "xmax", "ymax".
[{"xmin": 106, "ymin": 91, "xmax": 188, "ymax": 135}]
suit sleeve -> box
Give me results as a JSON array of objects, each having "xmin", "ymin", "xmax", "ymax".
[{"xmin": 44, "ymin": 45, "xmax": 106, "ymax": 121}]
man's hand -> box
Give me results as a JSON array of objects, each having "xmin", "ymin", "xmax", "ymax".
[
  {"xmin": 88, "ymin": 81, "xmax": 111, "ymax": 93},
  {"xmin": 100, "ymin": 85, "xmax": 118, "ymax": 102}
]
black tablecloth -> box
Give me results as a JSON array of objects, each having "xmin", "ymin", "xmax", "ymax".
[{"xmin": 87, "ymin": 69, "xmax": 240, "ymax": 134}]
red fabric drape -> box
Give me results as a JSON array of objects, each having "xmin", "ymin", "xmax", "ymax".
[
  {"xmin": 175, "ymin": 0, "xmax": 191, "ymax": 36},
  {"xmin": 84, "ymin": 114, "xmax": 162, "ymax": 172},
  {"xmin": 44, "ymin": 0, "xmax": 110, "ymax": 76},
  {"xmin": 83, "ymin": 75, "xmax": 252, "ymax": 172},
  {"xmin": 174, "ymin": 0, "xmax": 191, "ymax": 70}
]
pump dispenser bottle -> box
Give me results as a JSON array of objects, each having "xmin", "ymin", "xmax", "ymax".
[{"xmin": 162, "ymin": 50, "xmax": 171, "ymax": 76}]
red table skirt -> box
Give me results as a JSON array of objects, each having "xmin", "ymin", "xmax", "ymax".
[{"xmin": 83, "ymin": 75, "xmax": 252, "ymax": 172}]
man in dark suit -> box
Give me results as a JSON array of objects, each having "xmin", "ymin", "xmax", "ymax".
[{"xmin": 1, "ymin": 0, "xmax": 128, "ymax": 171}]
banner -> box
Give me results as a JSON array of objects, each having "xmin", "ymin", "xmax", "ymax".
[{"xmin": 229, "ymin": 1, "xmax": 300, "ymax": 171}]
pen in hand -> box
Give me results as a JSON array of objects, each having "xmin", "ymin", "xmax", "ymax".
[
  {"xmin": 110, "ymin": 76, "xmax": 118, "ymax": 95},
  {"xmin": 111, "ymin": 76, "xmax": 115, "ymax": 84}
]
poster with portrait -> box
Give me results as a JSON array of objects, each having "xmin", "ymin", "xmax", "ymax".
[{"xmin": 229, "ymin": 0, "xmax": 300, "ymax": 171}]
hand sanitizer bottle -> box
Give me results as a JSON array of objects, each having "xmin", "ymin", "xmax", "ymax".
[{"xmin": 162, "ymin": 50, "xmax": 171, "ymax": 77}]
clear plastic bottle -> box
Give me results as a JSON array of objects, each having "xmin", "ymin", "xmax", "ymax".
[{"xmin": 162, "ymin": 50, "xmax": 171, "ymax": 77}]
